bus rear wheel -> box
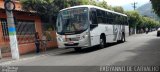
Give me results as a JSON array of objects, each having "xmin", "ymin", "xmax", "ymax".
[
  {"xmin": 74, "ymin": 47, "xmax": 82, "ymax": 52},
  {"xmin": 99, "ymin": 36, "xmax": 106, "ymax": 48},
  {"xmin": 120, "ymin": 33, "xmax": 126, "ymax": 42}
]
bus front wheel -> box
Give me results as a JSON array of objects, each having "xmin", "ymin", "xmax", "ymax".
[{"xmin": 99, "ymin": 36, "xmax": 106, "ymax": 48}]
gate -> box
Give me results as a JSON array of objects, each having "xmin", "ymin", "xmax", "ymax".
[
  {"xmin": 1, "ymin": 18, "xmax": 36, "ymax": 44},
  {"xmin": 0, "ymin": 18, "xmax": 36, "ymax": 57},
  {"xmin": 15, "ymin": 19, "xmax": 36, "ymax": 44}
]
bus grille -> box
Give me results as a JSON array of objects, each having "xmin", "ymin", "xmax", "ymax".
[
  {"xmin": 66, "ymin": 38, "xmax": 79, "ymax": 41},
  {"xmin": 64, "ymin": 43, "xmax": 79, "ymax": 46}
]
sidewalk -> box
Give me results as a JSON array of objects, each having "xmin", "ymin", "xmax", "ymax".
[
  {"xmin": 0, "ymin": 34, "xmax": 142, "ymax": 65},
  {"xmin": 0, "ymin": 32, "xmax": 156, "ymax": 65},
  {"xmin": 0, "ymin": 52, "xmax": 44, "ymax": 65},
  {"xmin": 0, "ymin": 48, "xmax": 70, "ymax": 65}
]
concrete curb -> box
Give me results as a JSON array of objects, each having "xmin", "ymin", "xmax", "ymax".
[
  {"xmin": 0, "ymin": 48, "xmax": 72, "ymax": 65},
  {"xmin": 0, "ymin": 54, "xmax": 46, "ymax": 65}
]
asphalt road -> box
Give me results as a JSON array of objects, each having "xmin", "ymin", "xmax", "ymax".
[{"xmin": 1, "ymin": 31, "xmax": 160, "ymax": 72}]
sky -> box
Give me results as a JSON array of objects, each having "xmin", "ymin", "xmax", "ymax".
[{"xmin": 98, "ymin": 0, "xmax": 150, "ymax": 10}]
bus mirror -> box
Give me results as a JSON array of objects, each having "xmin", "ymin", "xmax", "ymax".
[
  {"xmin": 90, "ymin": 20, "xmax": 98, "ymax": 26},
  {"xmin": 90, "ymin": 24, "xmax": 98, "ymax": 30},
  {"xmin": 90, "ymin": 23, "xmax": 98, "ymax": 26},
  {"xmin": 89, "ymin": 21, "xmax": 92, "ymax": 25}
]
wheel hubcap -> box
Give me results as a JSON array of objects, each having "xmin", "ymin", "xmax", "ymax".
[
  {"xmin": 122, "ymin": 36, "xmax": 124, "ymax": 41},
  {"xmin": 100, "ymin": 39, "xmax": 104, "ymax": 47}
]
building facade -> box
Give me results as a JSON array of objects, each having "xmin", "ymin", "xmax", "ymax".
[{"xmin": 0, "ymin": 0, "xmax": 57, "ymax": 57}]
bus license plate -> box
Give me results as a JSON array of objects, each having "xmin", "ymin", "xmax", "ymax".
[{"xmin": 68, "ymin": 41, "xmax": 74, "ymax": 44}]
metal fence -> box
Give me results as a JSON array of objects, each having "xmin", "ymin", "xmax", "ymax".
[{"xmin": 0, "ymin": 18, "xmax": 36, "ymax": 44}]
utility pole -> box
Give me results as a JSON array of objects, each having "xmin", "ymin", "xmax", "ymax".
[
  {"xmin": 0, "ymin": 46, "xmax": 2, "ymax": 59},
  {"xmin": 132, "ymin": 2, "xmax": 138, "ymax": 34},
  {"xmin": 4, "ymin": 0, "xmax": 19, "ymax": 60},
  {"xmin": 132, "ymin": 2, "xmax": 137, "ymax": 10}
]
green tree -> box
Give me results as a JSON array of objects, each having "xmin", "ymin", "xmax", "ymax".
[
  {"xmin": 125, "ymin": 10, "xmax": 160, "ymax": 34},
  {"xmin": 21, "ymin": 0, "xmax": 58, "ymax": 14},
  {"xmin": 97, "ymin": 0, "xmax": 108, "ymax": 9},
  {"xmin": 112, "ymin": 6, "xmax": 124, "ymax": 13},
  {"xmin": 150, "ymin": 0, "xmax": 160, "ymax": 17},
  {"xmin": 20, "ymin": 0, "xmax": 90, "ymax": 30},
  {"xmin": 20, "ymin": 0, "xmax": 58, "ymax": 30},
  {"xmin": 89, "ymin": 0, "xmax": 98, "ymax": 6},
  {"xmin": 125, "ymin": 11, "xmax": 140, "ymax": 28},
  {"xmin": 89, "ymin": 0, "xmax": 112, "ymax": 10}
]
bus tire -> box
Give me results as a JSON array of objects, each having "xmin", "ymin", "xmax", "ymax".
[
  {"xmin": 157, "ymin": 32, "xmax": 160, "ymax": 37},
  {"xmin": 99, "ymin": 35, "xmax": 106, "ymax": 48},
  {"xmin": 121, "ymin": 33, "xmax": 126, "ymax": 42},
  {"xmin": 74, "ymin": 47, "xmax": 82, "ymax": 52}
]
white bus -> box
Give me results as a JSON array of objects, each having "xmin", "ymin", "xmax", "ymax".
[{"xmin": 56, "ymin": 5, "xmax": 129, "ymax": 51}]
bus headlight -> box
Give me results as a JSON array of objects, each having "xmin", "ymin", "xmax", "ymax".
[
  {"xmin": 58, "ymin": 36, "xmax": 64, "ymax": 42},
  {"xmin": 80, "ymin": 34, "xmax": 88, "ymax": 40}
]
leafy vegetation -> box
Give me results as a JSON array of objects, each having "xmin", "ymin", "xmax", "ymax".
[
  {"xmin": 20, "ymin": 0, "xmax": 91, "ymax": 30},
  {"xmin": 137, "ymin": 3, "xmax": 159, "ymax": 21},
  {"xmin": 20, "ymin": 0, "xmax": 160, "ymax": 32},
  {"xmin": 150, "ymin": 0, "xmax": 160, "ymax": 17},
  {"xmin": 125, "ymin": 11, "xmax": 160, "ymax": 32}
]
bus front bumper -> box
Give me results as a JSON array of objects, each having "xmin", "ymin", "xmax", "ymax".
[{"xmin": 57, "ymin": 40, "xmax": 90, "ymax": 49}]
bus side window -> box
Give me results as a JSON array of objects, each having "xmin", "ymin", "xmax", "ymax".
[
  {"xmin": 107, "ymin": 12, "xmax": 113, "ymax": 24},
  {"xmin": 96, "ymin": 9, "xmax": 102, "ymax": 24},
  {"xmin": 105, "ymin": 12, "xmax": 109, "ymax": 24},
  {"xmin": 90, "ymin": 8, "xmax": 98, "ymax": 25},
  {"xmin": 120, "ymin": 16, "xmax": 123, "ymax": 25},
  {"xmin": 102, "ymin": 11, "xmax": 106, "ymax": 23},
  {"xmin": 125, "ymin": 17, "xmax": 129, "ymax": 25}
]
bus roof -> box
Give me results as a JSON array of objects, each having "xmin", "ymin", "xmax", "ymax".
[{"xmin": 60, "ymin": 5, "xmax": 127, "ymax": 17}]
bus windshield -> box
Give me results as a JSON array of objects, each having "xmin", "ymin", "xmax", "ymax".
[{"xmin": 56, "ymin": 7, "xmax": 89, "ymax": 35}]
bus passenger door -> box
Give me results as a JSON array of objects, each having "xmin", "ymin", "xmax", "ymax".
[
  {"xmin": 89, "ymin": 8, "xmax": 100, "ymax": 46},
  {"xmin": 105, "ymin": 24, "xmax": 115, "ymax": 42}
]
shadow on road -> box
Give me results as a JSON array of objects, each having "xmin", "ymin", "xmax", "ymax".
[
  {"xmin": 112, "ymin": 38, "xmax": 160, "ymax": 65},
  {"xmin": 56, "ymin": 42, "xmax": 125, "ymax": 56}
]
